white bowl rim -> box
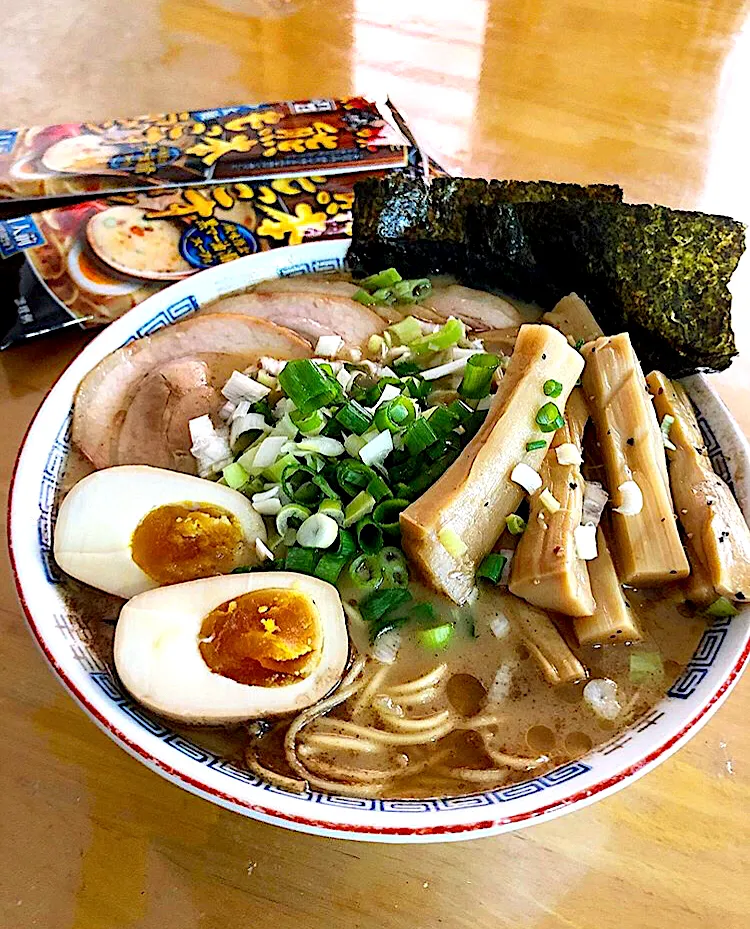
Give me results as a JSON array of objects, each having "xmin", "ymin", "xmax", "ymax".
[{"xmin": 8, "ymin": 239, "xmax": 750, "ymax": 843}]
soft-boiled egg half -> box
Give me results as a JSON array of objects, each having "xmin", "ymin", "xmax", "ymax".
[
  {"xmin": 54, "ymin": 465, "xmax": 266, "ymax": 599},
  {"xmin": 114, "ymin": 572, "xmax": 349, "ymax": 724}
]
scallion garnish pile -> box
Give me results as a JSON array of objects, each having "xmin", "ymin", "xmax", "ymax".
[{"xmin": 189, "ymin": 269, "xmax": 506, "ymax": 647}]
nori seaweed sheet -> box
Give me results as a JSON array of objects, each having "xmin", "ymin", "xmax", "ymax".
[
  {"xmin": 349, "ymin": 175, "xmax": 744, "ymax": 376},
  {"xmin": 350, "ymin": 175, "xmax": 623, "ymax": 277}
]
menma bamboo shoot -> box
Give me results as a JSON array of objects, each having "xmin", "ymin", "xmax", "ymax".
[
  {"xmin": 401, "ymin": 324, "xmax": 584, "ymax": 604},
  {"xmin": 510, "ymin": 389, "xmax": 595, "ymax": 616},
  {"xmin": 647, "ymin": 371, "xmax": 750, "ymax": 601},
  {"xmin": 581, "ymin": 334, "xmax": 688, "ymax": 585},
  {"xmin": 573, "ymin": 522, "xmax": 642, "ymax": 646}
]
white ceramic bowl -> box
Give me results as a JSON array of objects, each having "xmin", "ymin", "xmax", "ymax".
[{"xmin": 9, "ymin": 240, "xmax": 750, "ymax": 842}]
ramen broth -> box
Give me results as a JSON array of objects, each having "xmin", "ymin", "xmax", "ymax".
[{"xmin": 63, "ymin": 544, "xmax": 706, "ymax": 799}]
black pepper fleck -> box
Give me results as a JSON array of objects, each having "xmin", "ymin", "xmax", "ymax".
[
  {"xmin": 626, "ymin": 437, "xmax": 635, "ymax": 446},
  {"xmin": 669, "ymin": 570, "xmax": 677, "ymax": 575},
  {"xmin": 737, "ymin": 592, "xmax": 746, "ymax": 600},
  {"xmin": 569, "ymin": 482, "xmax": 578, "ymax": 490},
  {"xmin": 541, "ymin": 353, "xmax": 547, "ymax": 360}
]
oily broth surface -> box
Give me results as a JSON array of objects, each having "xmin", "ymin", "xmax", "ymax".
[{"xmin": 261, "ymin": 579, "xmax": 708, "ymax": 799}]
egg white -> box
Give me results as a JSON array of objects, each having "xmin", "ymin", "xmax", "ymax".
[
  {"xmin": 54, "ymin": 465, "xmax": 266, "ymax": 599},
  {"xmin": 113, "ymin": 572, "xmax": 349, "ymax": 724}
]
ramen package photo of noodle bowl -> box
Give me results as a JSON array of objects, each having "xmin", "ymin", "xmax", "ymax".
[{"xmin": 0, "ymin": 167, "xmax": 430, "ymax": 347}]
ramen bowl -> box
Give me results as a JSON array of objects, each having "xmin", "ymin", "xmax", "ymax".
[{"xmin": 9, "ymin": 240, "xmax": 750, "ymax": 842}]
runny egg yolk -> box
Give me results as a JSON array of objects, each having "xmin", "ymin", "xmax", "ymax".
[
  {"xmin": 199, "ymin": 589, "xmax": 321, "ymax": 687},
  {"xmin": 131, "ymin": 503, "xmax": 244, "ymax": 585}
]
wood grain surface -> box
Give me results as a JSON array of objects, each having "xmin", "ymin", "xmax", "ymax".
[{"xmin": 1, "ymin": 2, "xmax": 749, "ymax": 927}]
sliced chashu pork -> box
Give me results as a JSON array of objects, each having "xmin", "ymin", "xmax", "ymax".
[
  {"xmin": 116, "ymin": 356, "xmax": 229, "ymax": 473},
  {"xmin": 73, "ymin": 313, "xmax": 309, "ymax": 470},
  {"xmin": 198, "ymin": 291, "xmax": 387, "ymax": 347},
  {"xmin": 253, "ymin": 276, "xmax": 361, "ymax": 299},
  {"xmin": 422, "ymin": 284, "xmax": 524, "ymax": 331}
]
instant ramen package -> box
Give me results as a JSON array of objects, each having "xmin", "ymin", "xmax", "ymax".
[
  {"xmin": 0, "ymin": 97, "xmax": 412, "ymax": 202},
  {"xmin": 0, "ymin": 97, "xmax": 442, "ymax": 347}
]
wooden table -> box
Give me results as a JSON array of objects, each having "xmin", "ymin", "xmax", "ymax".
[{"xmin": 2, "ymin": 2, "xmax": 749, "ymax": 927}]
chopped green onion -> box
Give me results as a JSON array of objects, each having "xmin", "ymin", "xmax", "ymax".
[
  {"xmin": 418, "ymin": 623, "xmax": 455, "ymax": 650},
  {"xmin": 373, "ymin": 498, "xmax": 409, "ymax": 533},
  {"xmin": 661, "ymin": 414, "xmax": 676, "ymax": 451},
  {"xmin": 281, "ymin": 463, "xmax": 337, "ymax": 505},
  {"xmin": 348, "ymin": 554, "xmax": 384, "ymax": 590},
  {"xmin": 379, "ymin": 547, "xmax": 409, "ymax": 588},
  {"xmin": 427, "ymin": 405, "xmax": 459, "ymax": 438},
  {"xmin": 278, "ymin": 359, "xmax": 342, "ymax": 415},
  {"xmin": 343, "ymin": 433, "xmax": 368, "ymax": 458},
  {"xmin": 387, "ymin": 315, "xmax": 423, "ymax": 345},
  {"xmin": 314, "ymin": 552, "xmax": 348, "ymax": 584},
  {"xmin": 409, "ymin": 317, "xmax": 465, "ymax": 355},
  {"xmin": 275, "ymin": 503, "xmax": 311, "ymax": 536},
  {"xmin": 543, "ymin": 379, "xmax": 563, "ymax": 398},
  {"xmin": 404, "ymin": 376, "xmax": 431, "ymax": 400},
  {"xmin": 284, "ymin": 546, "xmax": 316, "ymax": 574},
  {"xmin": 705, "ymin": 596, "xmax": 739, "ymax": 618},
  {"xmin": 447, "ymin": 399, "xmax": 473, "ymax": 424},
  {"xmin": 335, "ymin": 400, "xmax": 373, "ymax": 435},
  {"xmin": 375, "ymin": 396, "xmax": 416, "ymax": 433},
  {"xmin": 506, "ymin": 514, "xmax": 527, "ymax": 535},
  {"xmin": 477, "ymin": 553, "xmax": 507, "ymax": 583},
  {"xmin": 336, "ymin": 528, "xmax": 356, "ymax": 558},
  {"xmin": 366, "ymin": 474, "xmax": 392, "ymax": 502},
  {"xmin": 438, "ymin": 527, "xmax": 467, "ymax": 558},
  {"xmin": 318, "ymin": 498, "xmax": 344, "ymax": 525},
  {"xmin": 404, "ymin": 416, "xmax": 439, "ymax": 455},
  {"xmin": 296, "ymin": 512, "xmax": 339, "ymax": 549},
  {"xmin": 353, "ymin": 288, "xmax": 378, "ymax": 306},
  {"xmin": 359, "ymin": 268, "xmax": 402, "ymax": 291},
  {"xmin": 392, "ymin": 359, "xmax": 421, "ymax": 377},
  {"xmin": 535, "ymin": 401, "xmax": 565, "ymax": 433},
  {"xmin": 360, "ymin": 588, "xmax": 412, "ymax": 624},
  {"xmin": 231, "ymin": 565, "xmax": 253, "ymax": 574},
  {"xmin": 574, "ymin": 338, "xmax": 585, "ymax": 351},
  {"xmin": 629, "ymin": 652, "xmax": 665, "ymax": 685},
  {"xmin": 526, "ymin": 440, "xmax": 547, "ymax": 451},
  {"xmin": 290, "ymin": 408, "xmax": 327, "ymax": 435},
  {"xmin": 222, "ymin": 461, "xmax": 249, "ymax": 490},
  {"xmin": 343, "ymin": 490, "xmax": 376, "ymax": 527},
  {"xmin": 262, "ymin": 453, "xmax": 298, "ymax": 483},
  {"xmin": 391, "ymin": 278, "xmax": 432, "ymax": 304},
  {"xmin": 357, "ymin": 518, "xmax": 383, "ymax": 554},
  {"xmin": 371, "ymin": 287, "xmax": 397, "ymax": 305},
  {"xmin": 458, "ymin": 353, "xmax": 501, "ymax": 400},
  {"xmin": 405, "ymin": 450, "xmax": 460, "ymax": 496},
  {"xmin": 336, "ymin": 459, "xmax": 376, "ymax": 496},
  {"xmin": 410, "ymin": 602, "xmax": 437, "ymax": 625}
]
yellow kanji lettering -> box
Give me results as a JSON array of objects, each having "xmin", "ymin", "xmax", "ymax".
[
  {"xmin": 256, "ymin": 185, "xmax": 278, "ymax": 205},
  {"xmin": 145, "ymin": 188, "xmax": 216, "ymax": 220},
  {"xmin": 232, "ymin": 182, "xmax": 255, "ymax": 201},
  {"xmin": 213, "ymin": 186, "xmax": 235, "ymax": 210},
  {"xmin": 271, "ymin": 176, "xmax": 318, "ymax": 196},
  {"xmin": 186, "ymin": 134, "xmax": 256, "ymax": 167},
  {"xmin": 256, "ymin": 202, "xmax": 327, "ymax": 246},
  {"xmin": 225, "ymin": 110, "xmax": 282, "ymax": 133}
]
